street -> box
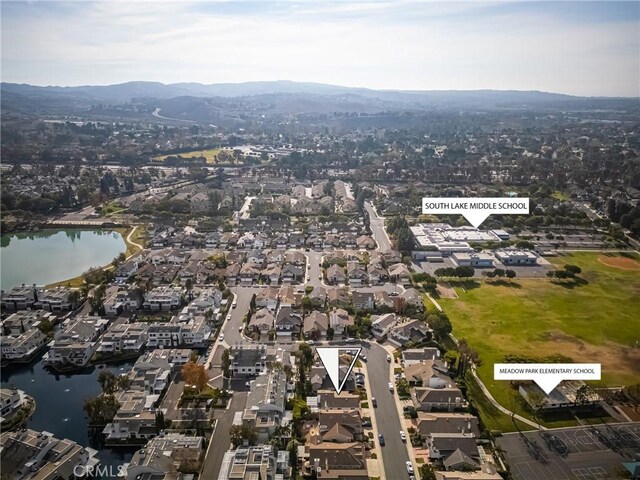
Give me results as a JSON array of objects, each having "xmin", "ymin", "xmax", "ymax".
[
  {"xmin": 367, "ymin": 343, "xmax": 413, "ymax": 480},
  {"xmin": 365, "ymin": 201, "xmax": 392, "ymax": 251}
]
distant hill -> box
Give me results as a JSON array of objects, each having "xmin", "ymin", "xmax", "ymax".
[{"xmin": 1, "ymin": 80, "xmax": 635, "ymax": 120}]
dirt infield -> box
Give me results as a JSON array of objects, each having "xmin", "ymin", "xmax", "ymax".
[
  {"xmin": 436, "ymin": 282, "xmax": 458, "ymax": 298},
  {"xmin": 597, "ymin": 255, "xmax": 640, "ymax": 271}
]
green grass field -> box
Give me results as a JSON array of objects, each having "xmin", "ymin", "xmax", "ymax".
[
  {"xmin": 439, "ymin": 252, "xmax": 640, "ymax": 431},
  {"xmin": 153, "ymin": 148, "xmax": 222, "ymax": 164}
]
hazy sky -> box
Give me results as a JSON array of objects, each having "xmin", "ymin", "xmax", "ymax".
[{"xmin": 1, "ymin": 1, "xmax": 639, "ymax": 96}]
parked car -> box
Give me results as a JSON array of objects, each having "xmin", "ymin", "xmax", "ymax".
[
  {"xmin": 371, "ymin": 397, "xmax": 377, "ymax": 407},
  {"xmin": 386, "ymin": 354, "xmax": 391, "ymax": 362},
  {"xmin": 360, "ymin": 355, "xmax": 367, "ymax": 362},
  {"xmin": 219, "ymin": 334, "xmax": 224, "ymax": 341},
  {"xmin": 400, "ymin": 431, "xmax": 406, "ymax": 442},
  {"xmin": 378, "ymin": 434, "xmax": 385, "ymax": 446},
  {"xmin": 388, "ymin": 382, "xmax": 394, "ymax": 392},
  {"xmin": 232, "ymin": 301, "xmax": 237, "ymax": 308},
  {"xmin": 406, "ymin": 462, "xmax": 414, "ymax": 474}
]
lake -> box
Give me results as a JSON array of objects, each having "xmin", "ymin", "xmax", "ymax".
[
  {"xmin": 1, "ymin": 352, "xmax": 137, "ymax": 476},
  {"xmin": 1, "ymin": 229, "xmax": 126, "ymax": 290}
]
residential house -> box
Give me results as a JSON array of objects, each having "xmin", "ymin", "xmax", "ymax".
[
  {"xmin": 371, "ymin": 313, "xmax": 397, "ymax": 339},
  {"xmin": 229, "ymin": 344, "xmax": 276, "ymax": 377},
  {"xmin": 275, "ymin": 306, "xmax": 303, "ymax": 336},
  {"xmin": 242, "ymin": 368, "xmax": 288, "ymax": 441},
  {"xmin": 142, "ymin": 286, "xmax": 183, "ymax": 311},
  {"xmin": 356, "ymin": 235, "xmax": 376, "ymax": 250},
  {"xmin": 326, "ymin": 264, "xmax": 347, "ymax": 285},
  {"xmin": 0, "ymin": 388, "xmax": 24, "ymax": 418},
  {"xmin": 278, "ymin": 286, "xmax": 300, "ymax": 308},
  {"xmin": 308, "ymin": 285, "xmax": 327, "ymax": 308},
  {"xmin": 249, "ymin": 308, "xmax": 275, "ymax": 335},
  {"xmin": 327, "ymin": 288, "xmax": 350, "ymax": 308},
  {"xmin": 256, "ymin": 288, "xmax": 279, "ymax": 311},
  {"xmin": 373, "ymin": 290, "xmax": 394, "ymax": 310},
  {"xmin": 329, "ymin": 309, "xmax": 354, "ymax": 336},
  {"xmin": 352, "ymin": 291, "xmax": 374, "ymax": 311},
  {"xmin": 368, "ymin": 266, "xmax": 388, "ymax": 285},
  {"xmin": 317, "ymin": 390, "xmax": 360, "ymax": 411},
  {"xmin": 304, "ymin": 442, "xmax": 368, "ymax": 479},
  {"xmin": 44, "ymin": 316, "xmax": 109, "ymax": 368},
  {"xmin": 414, "ymin": 412, "xmax": 480, "ymax": 439},
  {"xmin": 1, "ymin": 328, "xmax": 48, "ymax": 362},
  {"xmin": 281, "ymin": 264, "xmax": 304, "ymax": 284},
  {"xmin": 114, "ymin": 260, "xmax": 139, "ymax": 282},
  {"xmin": 103, "ymin": 389, "xmax": 159, "ymax": 442},
  {"xmin": 400, "ymin": 288, "xmax": 425, "ymax": 312},
  {"xmin": 388, "ymin": 263, "xmax": 411, "ymax": 285},
  {"xmin": 125, "ymin": 434, "xmax": 204, "ymax": 480},
  {"xmin": 0, "ymin": 429, "xmax": 100, "ymax": 479},
  {"xmin": 217, "ymin": 445, "xmax": 283, "ymax": 480},
  {"xmin": 97, "ymin": 323, "xmax": 149, "ymax": 354},
  {"xmin": 262, "ymin": 264, "xmax": 282, "ymax": 284},
  {"xmin": 388, "ymin": 319, "xmax": 432, "ymax": 347},
  {"xmin": 404, "ymin": 359, "xmax": 453, "ymax": 388},
  {"xmin": 1, "ymin": 310, "xmax": 50, "ymax": 335},
  {"xmin": 304, "ymin": 311, "xmax": 329, "ymax": 339},
  {"xmin": 425, "ymin": 433, "xmax": 480, "ymax": 463},
  {"xmin": 412, "ymin": 386, "xmax": 464, "ymax": 412},
  {"xmin": 402, "ymin": 347, "xmax": 441, "ymax": 366},
  {"xmin": 36, "ymin": 287, "xmax": 78, "ymax": 312},
  {"xmin": 239, "ymin": 263, "xmax": 261, "ymax": 285},
  {"xmin": 347, "ymin": 263, "xmax": 368, "ymax": 287},
  {"xmin": 104, "ymin": 287, "xmax": 143, "ymax": 316},
  {"xmin": 0, "ymin": 285, "xmax": 38, "ymax": 311}
]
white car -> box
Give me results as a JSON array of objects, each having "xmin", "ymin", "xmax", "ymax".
[
  {"xmin": 386, "ymin": 354, "xmax": 391, "ymax": 362},
  {"xmin": 400, "ymin": 431, "xmax": 406, "ymax": 442},
  {"xmin": 306, "ymin": 275, "xmax": 310, "ymax": 281},
  {"xmin": 219, "ymin": 334, "xmax": 224, "ymax": 341},
  {"xmin": 232, "ymin": 301, "xmax": 237, "ymax": 308},
  {"xmin": 406, "ymin": 462, "xmax": 414, "ymax": 474},
  {"xmin": 388, "ymin": 382, "xmax": 394, "ymax": 392}
]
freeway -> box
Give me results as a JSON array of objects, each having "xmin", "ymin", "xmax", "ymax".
[
  {"xmin": 365, "ymin": 201, "xmax": 392, "ymax": 251},
  {"xmin": 367, "ymin": 342, "xmax": 413, "ymax": 480}
]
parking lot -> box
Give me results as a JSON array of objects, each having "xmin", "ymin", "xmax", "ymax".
[
  {"xmin": 496, "ymin": 423, "xmax": 640, "ymax": 480},
  {"xmin": 417, "ymin": 256, "xmax": 553, "ymax": 279}
]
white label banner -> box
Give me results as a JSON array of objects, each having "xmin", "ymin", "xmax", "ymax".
[{"xmin": 494, "ymin": 363, "xmax": 601, "ymax": 394}]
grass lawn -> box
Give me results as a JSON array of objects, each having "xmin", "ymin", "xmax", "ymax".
[
  {"xmin": 440, "ymin": 252, "xmax": 640, "ymax": 431},
  {"xmin": 153, "ymin": 148, "xmax": 222, "ymax": 164}
]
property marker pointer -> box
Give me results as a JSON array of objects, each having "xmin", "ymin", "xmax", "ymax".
[{"xmin": 316, "ymin": 347, "xmax": 361, "ymax": 394}]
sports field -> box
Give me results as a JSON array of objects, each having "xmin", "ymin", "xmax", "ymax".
[
  {"xmin": 439, "ymin": 252, "xmax": 640, "ymax": 430},
  {"xmin": 153, "ymin": 148, "xmax": 223, "ymax": 163}
]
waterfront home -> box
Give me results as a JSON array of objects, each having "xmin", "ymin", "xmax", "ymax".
[
  {"xmin": 36, "ymin": 286, "xmax": 78, "ymax": 312},
  {"xmin": 142, "ymin": 286, "xmax": 183, "ymax": 311},
  {"xmin": 103, "ymin": 390, "xmax": 159, "ymax": 442},
  {"xmin": 125, "ymin": 433, "xmax": 204, "ymax": 480},
  {"xmin": 0, "ymin": 429, "xmax": 100, "ymax": 479},
  {"xmin": 0, "ymin": 284, "xmax": 38, "ymax": 311},
  {"xmin": 173, "ymin": 313, "xmax": 211, "ymax": 347},
  {"xmin": 1, "ymin": 310, "xmax": 52, "ymax": 335},
  {"xmin": 0, "ymin": 388, "xmax": 24, "ymax": 419},
  {"xmin": 114, "ymin": 260, "xmax": 139, "ymax": 282},
  {"xmin": 96, "ymin": 323, "xmax": 149, "ymax": 354},
  {"xmin": 128, "ymin": 351, "xmax": 179, "ymax": 394},
  {"xmin": 1, "ymin": 328, "xmax": 48, "ymax": 362},
  {"xmin": 43, "ymin": 315, "xmax": 109, "ymax": 368},
  {"xmin": 104, "ymin": 286, "xmax": 143, "ymax": 316}
]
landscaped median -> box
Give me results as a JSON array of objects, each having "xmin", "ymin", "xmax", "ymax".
[{"xmin": 438, "ymin": 252, "xmax": 640, "ymax": 432}]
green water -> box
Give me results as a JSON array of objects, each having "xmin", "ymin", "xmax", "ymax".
[{"xmin": 1, "ymin": 229, "xmax": 126, "ymax": 290}]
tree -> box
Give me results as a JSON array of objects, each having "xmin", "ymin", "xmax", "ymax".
[
  {"xmin": 98, "ymin": 370, "xmax": 118, "ymax": 394},
  {"xmin": 419, "ymin": 464, "xmax": 437, "ymax": 480},
  {"xmin": 563, "ymin": 264, "xmax": 582, "ymax": 277},
  {"xmin": 221, "ymin": 348, "xmax": 231, "ymax": 378},
  {"xmin": 229, "ymin": 424, "xmax": 257, "ymax": 447},
  {"xmin": 84, "ymin": 394, "xmax": 120, "ymax": 425},
  {"xmin": 182, "ymin": 361, "xmax": 208, "ymax": 392},
  {"xmin": 505, "ymin": 269, "xmax": 517, "ymax": 280},
  {"xmin": 483, "ymin": 270, "xmax": 496, "ymax": 279},
  {"xmin": 292, "ymin": 397, "xmax": 310, "ymax": 421},
  {"xmin": 428, "ymin": 313, "xmax": 452, "ymax": 341},
  {"xmin": 493, "ymin": 268, "xmax": 505, "ymax": 278},
  {"xmin": 575, "ymin": 385, "xmax": 590, "ymax": 406}
]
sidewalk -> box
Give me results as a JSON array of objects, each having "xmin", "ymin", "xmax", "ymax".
[{"xmin": 358, "ymin": 360, "xmax": 385, "ymax": 478}]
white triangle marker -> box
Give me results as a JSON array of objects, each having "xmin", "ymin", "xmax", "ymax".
[{"xmin": 316, "ymin": 347, "xmax": 361, "ymax": 394}]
